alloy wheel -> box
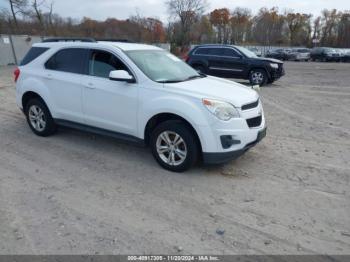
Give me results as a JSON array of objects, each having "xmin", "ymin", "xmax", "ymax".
[
  {"xmin": 28, "ymin": 105, "xmax": 46, "ymax": 132},
  {"xmin": 251, "ymin": 72, "xmax": 264, "ymax": 85},
  {"xmin": 156, "ymin": 131, "xmax": 187, "ymax": 166}
]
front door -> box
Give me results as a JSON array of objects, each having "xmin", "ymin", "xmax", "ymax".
[
  {"xmin": 82, "ymin": 49, "xmax": 139, "ymax": 136},
  {"xmin": 221, "ymin": 48, "xmax": 247, "ymax": 78}
]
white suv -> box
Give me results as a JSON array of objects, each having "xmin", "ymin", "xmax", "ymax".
[{"xmin": 15, "ymin": 38, "xmax": 266, "ymax": 172}]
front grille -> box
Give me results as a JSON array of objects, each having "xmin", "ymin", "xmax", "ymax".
[
  {"xmin": 241, "ymin": 99, "xmax": 259, "ymax": 111},
  {"xmin": 246, "ymin": 116, "xmax": 262, "ymax": 128},
  {"xmin": 277, "ymin": 64, "xmax": 283, "ymax": 73}
]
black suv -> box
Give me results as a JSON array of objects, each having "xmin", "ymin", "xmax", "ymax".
[
  {"xmin": 265, "ymin": 48, "xmax": 292, "ymax": 61},
  {"xmin": 186, "ymin": 45, "xmax": 285, "ymax": 86},
  {"xmin": 310, "ymin": 47, "xmax": 342, "ymax": 62}
]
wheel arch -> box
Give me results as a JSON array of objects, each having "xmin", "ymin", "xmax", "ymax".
[
  {"xmin": 19, "ymin": 77, "xmax": 52, "ymax": 112},
  {"xmin": 22, "ymin": 91, "xmax": 44, "ymax": 110},
  {"xmin": 144, "ymin": 112, "xmax": 203, "ymax": 154}
]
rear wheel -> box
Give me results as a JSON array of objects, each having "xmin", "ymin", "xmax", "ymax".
[
  {"xmin": 249, "ymin": 69, "xmax": 268, "ymax": 86},
  {"xmin": 150, "ymin": 120, "xmax": 199, "ymax": 172},
  {"xmin": 25, "ymin": 98, "xmax": 56, "ymax": 137}
]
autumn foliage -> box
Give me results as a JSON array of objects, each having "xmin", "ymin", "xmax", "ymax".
[{"xmin": 1, "ymin": 0, "xmax": 349, "ymax": 48}]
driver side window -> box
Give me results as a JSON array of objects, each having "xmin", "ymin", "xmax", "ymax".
[
  {"xmin": 223, "ymin": 48, "xmax": 240, "ymax": 58},
  {"xmin": 89, "ymin": 50, "xmax": 128, "ymax": 78}
]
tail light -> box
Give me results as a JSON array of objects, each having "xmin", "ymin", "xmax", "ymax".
[
  {"xmin": 14, "ymin": 67, "xmax": 20, "ymax": 82},
  {"xmin": 183, "ymin": 54, "xmax": 189, "ymax": 62}
]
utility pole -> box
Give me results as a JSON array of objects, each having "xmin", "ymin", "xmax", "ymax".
[{"xmin": 9, "ymin": 34, "xmax": 18, "ymax": 65}]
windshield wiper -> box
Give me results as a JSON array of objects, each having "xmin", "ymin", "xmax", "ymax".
[
  {"xmin": 157, "ymin": 79, "xmax": 183, "ymax": 83},
  {"xmin": 184, "ymin": 74, "xmax": 206, "ymax": 81},
  {"xmin": 157, "ymin": 74, "xmax": 206, "ymax": 83}
]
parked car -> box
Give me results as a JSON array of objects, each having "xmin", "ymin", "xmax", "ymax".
[
  {"xmin": 15, "ymin": 38, "xmax": 266, "ymax": 172},
  {"xmin": 248, "ymin": 47, "xmax": 262, "ymax": 57},
  {"xmin": 310, "ymin": 47, "xmax": 342, "ymax": 62},
  {"xmin": 288, "ymin": 48, "xmax": 310, "ymax": 61},
  {"xmin": 265, "ymin": 48, "xmax": 292, "ymax": 61},
  {"xmin": 339, "ymin": 49, "xmax": 350, "ymax": 62},
  {"xmin": 186, "ymin": 44, "xmax": 285, "ymax": 86}
]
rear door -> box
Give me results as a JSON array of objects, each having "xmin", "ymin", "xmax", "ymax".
[
  {"xmin": 44, "ymin": 48, "xmax": 89, "ymax": 123},
  {"xmin": 206, "ymin": 48, "xmax": 226, "ymax": 76},
  {"xmin": 82, "ymin": 49, "xmax": 139, "ymax": 136}
]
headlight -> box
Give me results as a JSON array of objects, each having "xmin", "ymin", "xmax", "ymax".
[
  {"xmin": 202, "ymin": 99, "xmax": 240, "ymax": 121},
  {"xmin": 270, "ymin": 63, "xmax": 279, "ymax": 69}
]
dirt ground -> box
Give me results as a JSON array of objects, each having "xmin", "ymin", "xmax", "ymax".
[{"xmin": 0, "ymin": 62, "xmax": 349, "ymax": 255}]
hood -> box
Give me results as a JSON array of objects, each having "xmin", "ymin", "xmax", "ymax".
[
  {"xmin": 251, "ymin": 57, "xmax": 283, "ymax": 64},
  {"xmin": 164, "ymin": 76, "xmax": 259, "ymax": 108}
]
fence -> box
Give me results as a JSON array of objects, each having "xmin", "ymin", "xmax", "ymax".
[
  {"xmin": 0, "ymin": 35, "xmax": 44, "ymax": 66},
  {"xmin": 0, "ymin": 35, "xmax": 171, "ymax": 66}
]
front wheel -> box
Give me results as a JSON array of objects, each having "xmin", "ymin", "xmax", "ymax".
[
  {"xmin": 249, "ymin": 69, "xmax": 268, "ymax": 86},
  {"xmin": 150, "ymin": 120, "xmax": 199, "ymax": 172}
]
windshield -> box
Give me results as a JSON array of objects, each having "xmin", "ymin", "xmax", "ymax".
[
  {"xmin": 125, "ymin": 50, "xmax": 202, "ymax": 83},
  {"xmin": 235, "ymin": 46, "xmax": 258, "ymax": 58},
  {"xmin": 296, "ymin": 49, "xmax": 309, "ymax": 53},
  {"xmin": 325, "ymin": 48, "xmax": 336, "ymax": 54}
]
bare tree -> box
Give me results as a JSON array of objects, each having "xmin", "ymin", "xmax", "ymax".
[
  {"xmin": 312, "ymin": 16, "xmax": 322, "ymax": 41},
  {"xmin": 166, "ymin": 0, "xmax": 207, "ymax": 47},
  {"xmin": 320, "ymin": 9, "xmax": 341, "ymax": 46},
  {"xmin": 337, "ymin": 12, "xmax": 350, "ymax": 47},
  {"xmin": 285, "ymin": 11, "xmax": 312, "ymax": 46},
  {"xmin": 47, "ymin": 1, "xmax": 55, "ymax": 34},
  {"xmin": 31, "ymin": 0, "xmax": 44, "ymax": 30},
  {"xmin": 7, "ymin": 0, "xmax": 27, "ymax": 27},
  {"xmin": 230, "ymin": 7, "xmax": 251, "ymax": 44},
  {"xmin": 210, "ymin": 8, "xmax": 230, "ymax": 43}
]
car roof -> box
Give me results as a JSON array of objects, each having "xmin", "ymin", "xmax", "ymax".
[
  {"xmin": 33, "ymin": 41, "xmax": 162, "ymax": 51},
  {"xmin": 193, "ymin": 44, "xmax": 238, "ymax": 49}
]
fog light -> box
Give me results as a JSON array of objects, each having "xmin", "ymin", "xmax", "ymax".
[{"xmin": 220, "ymin": 135, "xmax": 241, "ymax": 149}]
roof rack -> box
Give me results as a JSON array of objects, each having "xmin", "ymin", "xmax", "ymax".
[
  {"xmin": 96, "ymin": 38, "xmax": 132, "ymax": 43},
  {"xmin": 42, "ymin": 37, "xmax": 97, "ymax": 43}
]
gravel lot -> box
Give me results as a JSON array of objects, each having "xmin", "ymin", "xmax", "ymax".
[{"xmin": 0, "ymin": 62, "xmax": 349, "ymax": 255}]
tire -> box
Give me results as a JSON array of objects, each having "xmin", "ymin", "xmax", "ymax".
[
  {"xmin": 249, "ymin": 69, "xmax": 268, "ymax": 86},
  {"xmin": 150, "ymin": 120, "xmax": 199, "ymax": 172},
  {"xmin": 25, "ymin": 98, "xmax": 56, "ymax": 137},
  {"xmin": 193, "ymin": 65, "xmax": 206, "ymax": 74}
]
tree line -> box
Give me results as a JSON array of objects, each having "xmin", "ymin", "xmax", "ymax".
[{"xmin": 1, "ymin": 0, "xmax": 349, "ymax": 51}]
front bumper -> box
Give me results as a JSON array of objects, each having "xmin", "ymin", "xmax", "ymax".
[
  {"xmin": 326, "ymin": 56, "xmax": 341, "ymax": 61},
  {"xmin": 270, "ymin": 65, "xmax": 285, "ymax": 80},
  {"xmin": 203, "ymin": 127, "xmax": 267, "ymax": 164}
]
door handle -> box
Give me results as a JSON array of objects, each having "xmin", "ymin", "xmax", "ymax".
[{"xmin": 85, "ymin": 82, "xmax": 96, "ymax": 89}]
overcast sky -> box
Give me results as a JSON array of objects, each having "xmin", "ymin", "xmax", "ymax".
[{"xmin": 1, "ymin": 0, "xmax": 350, "ymax": 22}]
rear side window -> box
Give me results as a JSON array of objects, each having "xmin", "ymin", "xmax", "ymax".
[
  {"xmin": 20, "ymin": 47, "xmax": 49, "ymax": 66},
  {"xmin": 194, "ymin": 47, "xmax": 224, "ymax": 56},
  {"xmin": 45, "ymin": 48, "xmax": 88, "ymax": 74},
  {"xmin": 194, "ymin": 48, "xmax": 209, "ymax": 55}
]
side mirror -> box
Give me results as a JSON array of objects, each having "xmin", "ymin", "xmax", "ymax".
[{"xmin": 109, "ymin": 70, "xmax": 135, "ymax": 83}]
